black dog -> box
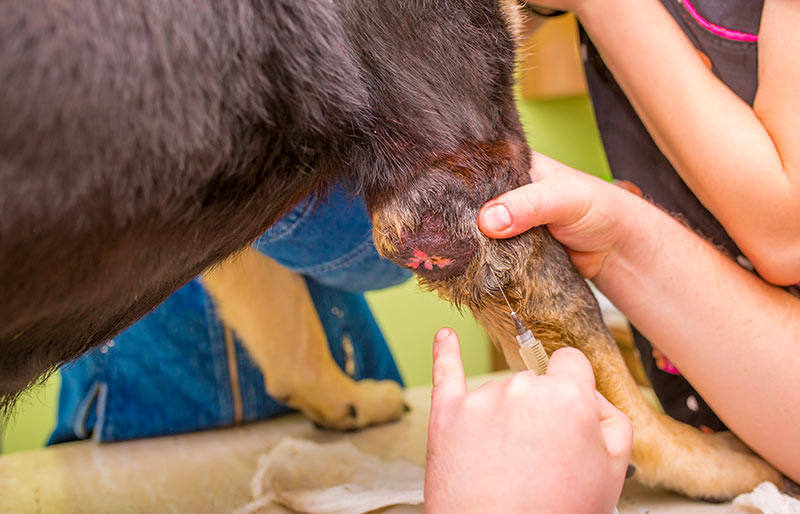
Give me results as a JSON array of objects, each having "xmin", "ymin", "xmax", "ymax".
[
  {"xmin": 2, "ymin": 2, "xmax": 785, "ymax": 498},
  {"xmin": 0, "ymin": 0, "xmax": 525, "ymax": 405}
]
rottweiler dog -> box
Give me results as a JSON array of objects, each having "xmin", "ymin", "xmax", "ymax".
[{"xmin": 0, "ymin": 0, "xmax": 780, "ymax": 499}]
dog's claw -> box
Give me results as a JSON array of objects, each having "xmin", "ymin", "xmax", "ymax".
[{"xmin": 288, "ymin": 379, "xmax": 407, "ymax": 431}]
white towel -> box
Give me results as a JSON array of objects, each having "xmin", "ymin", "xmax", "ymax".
[
  {"xmin": 234, "ymin": 438, "xmax": 425, "ymax": 514},
  {"xmin": 732, "ymin": 482, "xmax": 800, "ymax": 514}
]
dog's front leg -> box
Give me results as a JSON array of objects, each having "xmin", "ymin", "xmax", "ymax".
[{"xmin": 202, "ymin": 248, "xmax": 406, "ymax": 430}]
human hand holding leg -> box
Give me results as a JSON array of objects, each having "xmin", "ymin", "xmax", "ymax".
[
  {"xmin": 479, "ymin": 152, "xmax": 637, "ymax": 280},
  {"xmin": 424, "ymin": 327, "xmax": 631, "ymax": 514}
]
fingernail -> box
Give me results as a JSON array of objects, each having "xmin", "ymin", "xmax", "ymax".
[
  {"xmin": 435, "ymin": 328, "xmax": 451, "ymax": 341},
  {"xmin": 483, "ymin": 204, "xmax": 512, "ymax": 231}
]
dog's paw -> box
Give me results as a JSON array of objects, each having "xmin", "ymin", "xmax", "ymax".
[
  {"xmin": 690, "ymin": 454, "xmax": 781, "ymax": 502},
  {"xmin": 285, "ymin": 378, "xmax": 407, "ymax": 431},
  {"xmin": 682, "ymin": 431, "xmax": 782, "ymax": 501},
  {"xmin": 634, "ymin": 417, "xmax": 782, "ymax": 501}
]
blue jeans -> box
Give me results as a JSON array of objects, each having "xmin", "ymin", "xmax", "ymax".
[{"xmin": 50, "ymin": 187, "xmax": 411, "ymax": 443}]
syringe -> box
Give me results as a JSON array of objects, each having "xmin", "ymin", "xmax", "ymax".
[
  {"xmin": 499, "ymin": 288, "xmax": 550, "ymax": 375},
  {"xmin": 510, "ymin": 311, "xmax": 549, "ymax": 375}
]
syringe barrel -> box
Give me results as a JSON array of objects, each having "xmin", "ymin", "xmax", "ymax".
[
  {"xmin": 515, "ymin": 330, "xmax": 534, "ymax": 346},
  {"xmin": 518, "ymin": 338, "xmax": 549, "ymax": 375}
]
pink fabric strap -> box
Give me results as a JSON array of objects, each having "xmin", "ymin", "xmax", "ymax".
[{"xmin": 682, "ymin": 0, "xmax": 759, "ymax": 42}]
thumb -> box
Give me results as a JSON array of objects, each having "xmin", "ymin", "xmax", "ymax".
[
  {"xmin": 431, "ymin": 328, "xmax": 466, "ymax": 408},
  {"xmin": 478, "ymin": 178, "xmax": 586, "ymax": 239},
  {"xmin": 595, "ymin": 391, "xmax": 633, "ymax": 479}
]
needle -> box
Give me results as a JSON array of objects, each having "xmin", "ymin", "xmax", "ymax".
[
  {"xmin": 498, "ymin": 282, "xmax": 515, "ymax": 314},
  {"xmin": 495, "ymin": 277, "xmax": 549, "ymax": 375}
]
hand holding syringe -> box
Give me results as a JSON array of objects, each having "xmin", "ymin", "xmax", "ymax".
[{"xmin": 498, "ymin": 288, "xmax": 620, "ymax": 513}]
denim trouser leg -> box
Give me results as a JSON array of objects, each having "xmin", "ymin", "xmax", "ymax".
[{"xmin": 50, "ymin": 187, "xmax": 410, "ymax": 443}]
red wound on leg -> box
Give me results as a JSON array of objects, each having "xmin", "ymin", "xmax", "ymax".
[
  {"xmin": 385, "ymin": 215, "xmax": 476, "ymax": 281},
  {"xmin": 406, "ymin": 249, "xmax": 453, "ymax": 271}
]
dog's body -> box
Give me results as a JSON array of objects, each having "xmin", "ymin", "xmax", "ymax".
[
  {"xmin": 0, "ymin": 0, "xmax": 520, "ymax": 397},
  {"xmin": 0, "ymin": 0, "xmax": 782, "ymax": 499}
]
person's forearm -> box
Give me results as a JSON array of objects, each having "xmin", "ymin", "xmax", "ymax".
[
  {"xmin": 592, "ymin": 195, "xmax": 800, "ymax": 481},
  {"xmin": 576, "ymin": 0, "xmax": 800, "ymax": 284}
]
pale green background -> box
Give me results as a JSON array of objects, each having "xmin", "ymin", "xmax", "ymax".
[{"xmin": 1, "ymin": 94, "xmax": 609, "ymax": 454}]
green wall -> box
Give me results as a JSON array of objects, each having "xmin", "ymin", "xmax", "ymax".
[
  {"xmin": 517, "ymin": 95, "xmax": 610, "ymax": 180},
  {"xmin": 366, "ymin": 282, "xmax": 492, "ymax": 388},
  {"xmin": 1, "ymin": 94, "xmax": 609, "ymax": 454},
  {"xmin": 1, "ymin": 373, "xmax": 60, "ymax": 454}
]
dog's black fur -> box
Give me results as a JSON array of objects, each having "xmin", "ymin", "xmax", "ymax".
[{"xmin": 0, "ymin": 1, "xmax": 525, "ymax": 406}]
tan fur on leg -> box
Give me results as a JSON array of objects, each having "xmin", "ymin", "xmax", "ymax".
[
  {"xmin": 610, "ymin": 323, "xmax": 651, "ymax": 388},
  {"xmin": 202, "ymin": 248, "xmax": 406, "ymax": 430}
]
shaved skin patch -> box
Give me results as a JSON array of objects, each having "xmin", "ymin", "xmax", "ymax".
[
  {"xmin": 386, "ymin": 216, "xmax": 476, "ymax": 281},
  {"xmin": 406, "ymin": 249, "xmax": 453, "ymax": 271}
]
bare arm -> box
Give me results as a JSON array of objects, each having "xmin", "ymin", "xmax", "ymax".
[
  {"xmin": 574, "ymin": 0, "xmax": 800, "ymax": 284},
  {"xmin": 594, "ymin": 176, "xmax": 800, "ymax": 483},
  {"xmin": 480, "ymin": 153, "xmax": 800, "ymax": 482}
]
